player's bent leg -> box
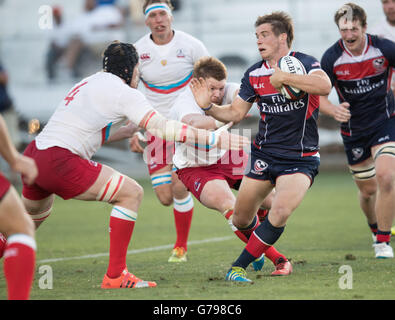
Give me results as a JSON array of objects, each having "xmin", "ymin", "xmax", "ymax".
[
  {"xmin": 150, "ymin": 165, "xmax": 174, "ymax": 206},
  {"xmin": 169, "ymin": 171, "xmax": 193, "ymax": 262},
  {"xmin": 0, "ymin": 187, "xmax": 35, "ymax": 238},
  {"xmin": 269, "ymin": 173, "xmax": 311, "ymax": 227},
  {"xmin": 75, "ymin": 165, "xmax": 156, "ymax": 288},
  {"xmin": 350, "ymin": 160, "xmax": 378, "ymax": 239},
  {"xmin": 0, "ymin": 187, "xmax": 36, "ymax": 300},
  {"xmin": 371, "ymin": 143, "xmax": 395, "ymax": 258},
  {"xmin": 232, "ymin": 177, "xmax": 273, "ymax": 229},
  {"xmin": 22, "ymin": 194, "xmax": 55, "ymax": 230}
]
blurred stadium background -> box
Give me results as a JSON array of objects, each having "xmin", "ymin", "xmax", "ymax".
[{"xmin": 0, "ymin": 0, "xmax": 384, "ymax": 179}]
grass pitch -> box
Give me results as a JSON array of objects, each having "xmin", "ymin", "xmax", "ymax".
[{"xmin": 0, "ymin": 172, "xmax": 394, "ymax": 300}]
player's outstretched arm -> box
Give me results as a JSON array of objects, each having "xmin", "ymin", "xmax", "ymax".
[
  {"xmin": 0, "ymin": 115, "xmax": 38, "ymax": 185},
  {"xmin": 190, "ymin": 78, "xmax": 252, "ymax": 124},
  {"xmin": 319, "ymin": 95, "xmax": 351, "ymax": 123},
  {"xmin": 139, "ymin": 110, "xmax": 249, "ymax": 151}
]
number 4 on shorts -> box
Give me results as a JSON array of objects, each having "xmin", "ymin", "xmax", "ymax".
[{"xmin": 64, "ymin": 81, "xmax": 88, "ymax": 106}]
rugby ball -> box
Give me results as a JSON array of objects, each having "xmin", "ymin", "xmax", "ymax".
[{"xmin": 278, "ymin": 56, "xmax": 306, "ymax": 100}]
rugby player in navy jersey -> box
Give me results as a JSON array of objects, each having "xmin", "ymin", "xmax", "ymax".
[
  {"xmin": 320, "ymin": 3, "xmax": 395, "ymax": 259},
  {"xmin": 190, "ymin": 11, "xmax": 332, "ymax": 282}
]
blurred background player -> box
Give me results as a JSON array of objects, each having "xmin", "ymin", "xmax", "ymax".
[
  {"xmin": 20, "ymin": 41, "xmax": 248, "ymax": 289},
  {"xmin": 370, "ymin": 0, "xmax": 395, "ymax": 236},
  {"xmin": 191, "ymin": 11, "xmax": 332, "ymax": 282},
  {"xmin": 170, "ymin": 56, "xmax": 289, "ymax": 272},
  {"xmin": 45, "ymin": 0, "xmax": 126, "ymax": 81},
  {"xmin": 370, "ymin": 0, "xmax": 395, "ymax": 96},
  {"xmin": 320, "ymin": 3, "xmax": 395, "ymax": 258},
  {"xmin": 0, "ymin": 114, "xmax": 37, "ymax": 300},
  {"xmin": 130, "ymin": 0, "xmax": 209, "ymax": 263}
]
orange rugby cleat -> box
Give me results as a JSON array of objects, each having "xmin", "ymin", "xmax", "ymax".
[{"xmin": 101, "ymin": 268, "xmax": 157, "ymax": 289}]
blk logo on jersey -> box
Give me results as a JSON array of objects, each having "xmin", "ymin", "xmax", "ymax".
[
  {"xmin": 251, "ymin": 159, "xmax": 268, "ymax": 175},
  {"xmin": 352, "ymin": 147, "xmax": 364, "ymax": 160}
]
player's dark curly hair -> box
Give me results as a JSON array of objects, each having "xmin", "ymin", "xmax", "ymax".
[{"xmin": 102, "ymin": 41, "xmax": 139, "ymax": 85}]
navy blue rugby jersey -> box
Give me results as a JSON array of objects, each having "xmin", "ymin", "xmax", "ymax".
[
  {"xmin": 321, "ymin": 34, "xmax": 395, "ymax": 137},
  {"xmin": 238, "ymin": 51, "xmax": 322, "ymax": 159}
]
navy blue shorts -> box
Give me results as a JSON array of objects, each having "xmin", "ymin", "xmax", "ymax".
[
  {"xmin": 342, "ymin": 116, "xmax": 395, "ymax": 166},
  {"xmin": 245, "ymin": 144, "xmax": 320, "ymax": 186}
]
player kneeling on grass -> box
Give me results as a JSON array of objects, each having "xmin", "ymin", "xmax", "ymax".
[
  {"xmin": 191, "ymin": 12, "xmax": 332, "ymax": 282},
  {"xmin": 15, "ymin": 41, "xmax": 248, "ymax": 289},
  {"xmin": 170, "ymin": 56, "xmax": 289, "ymax": 274}
]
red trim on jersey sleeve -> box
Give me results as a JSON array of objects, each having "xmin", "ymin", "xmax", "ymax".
[
  {"xmin": 306, "ymin": 94, "xmax": 319, "ymax": 120},
  {"xmin": 142, "ymin": 110, "xmax": 157, "ymax": 129}
]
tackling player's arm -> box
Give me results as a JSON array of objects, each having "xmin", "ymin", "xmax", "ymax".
[
  {"xmin": 181, "ymin": 113, "xmax": 225, "ymax": 130},
  {"xmin": 270, "ymin": 67, "xmax": 332, "ymax": 95},
  {"xmin": 190, "ymin": 78, "xmax": 252, "ymax": 124},
  {"xmin": 138, "ymin": 110, "xmax": 247, "ymax": 150},
  {"xmin": 106, "ymin": 121, "xmax": 139, "ymax": 143}
]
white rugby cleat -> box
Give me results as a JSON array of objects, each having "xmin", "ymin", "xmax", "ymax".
[{"xmin": 373, "ymin": 242, "xmax": 394, "ymax": 259}]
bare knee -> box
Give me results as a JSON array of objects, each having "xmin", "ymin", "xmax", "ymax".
[
  {"xmin": 155, "ymin": 189, "xmax": 173, "ymax": 206},
  {"xmin": 269, "ymin": 206, "xmax": 292, "ymax": 227},
  {"xmin": 357, "ymin": 181, "xmax": 377, "ymax": 200},
  {"xmin": 374, "ymin": 164, "xmax": 394, "ymax": 192},
  {"xmin": 113, "ymin": 179, "xmax": 144, "ymax": 209}
]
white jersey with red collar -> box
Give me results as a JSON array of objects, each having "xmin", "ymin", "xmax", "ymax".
[
  {"xmin": 134, "ymin": 30, "xmax": 209, "ymax": 118},
  {"xmin": 36, "ymin": 72, "xmax": 154, "ymax": 160},
  {"xmin": 170, "ymin": 83, "xmax": 239, "ymax": 169}
]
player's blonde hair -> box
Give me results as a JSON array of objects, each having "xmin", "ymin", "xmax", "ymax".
[
  {"xmin": 193, "ymin": 56, "xmax": 228, "ymax": 81},
  {"xmin": 255, "ymin": 11, "xmax": 294, "ymax": 48}
]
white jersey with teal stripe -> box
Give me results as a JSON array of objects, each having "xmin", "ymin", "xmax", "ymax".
[
  {"xmin": 135, "ymin": 30, "xmax": 209, "ymax": 118},
  {"xmin": 36, "ymin": 72, "xmax": 154, "ymax": 160},
  {"xmin": 170, "ymin": 83, "xmax": 240, "ymax": 169}
]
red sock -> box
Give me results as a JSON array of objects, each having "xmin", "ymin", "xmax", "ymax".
[
  {"xmin": 173, "ymin": 195, "xmax": 194, "ymax": 251},
  {"xmin": 106, "ymin": 207, "xmax": 137, "ymax": 279},
  {"xmin": 4, "ymin": 234, "xmax": 36, "ymax": 300},
  {"xmin": 264, "ymin": 246, "xmax": 287, "ymax": 265},
  {"xmin": 376, "ymin": 230, "xmax": 391, "ymax": 244},
  {"xmin": 0, "ymin": 233, "xmax": 6, "ymax": 259},
  {"xmin": 245, "ymin": 231, "xmax": 271, "ymax": 258}
]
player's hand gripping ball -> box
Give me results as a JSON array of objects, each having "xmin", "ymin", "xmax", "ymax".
[{"xmin": 278, "ymin": 56, "xmax": 306, "ymax": 100}]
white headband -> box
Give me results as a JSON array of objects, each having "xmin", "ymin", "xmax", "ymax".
[{"xmin": 144, "ymin": 3, "xmax": 172, "ymax": 20}]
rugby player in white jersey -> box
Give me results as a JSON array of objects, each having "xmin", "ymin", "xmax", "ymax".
[
  {"xmin": 130, "ymin": 0, "xmax": 210, "ymax": 263},
  {"xmin": 18, "ymin": 41, "xmax": 248, "ymax": 289},
  {"xmin": 170, "ymin": 56, "xmax": 289, "ymax": 272}
]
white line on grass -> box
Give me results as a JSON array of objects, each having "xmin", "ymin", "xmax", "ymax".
[{"xmin": 37, "ymin": 236, "xmax": 234, "ymax": 264}]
